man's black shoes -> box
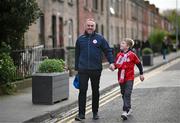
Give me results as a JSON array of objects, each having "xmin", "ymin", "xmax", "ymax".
[
  {"xmin": 93, "ymin": 112, "xmax": 99, "ymax": 120},
  {"xmin": 75, "ymin": 113, "xmax": 99, "ymax": 121},
  {"xmin": 75, "ymin": 114, "xmax": 85, "ymax": 121}
]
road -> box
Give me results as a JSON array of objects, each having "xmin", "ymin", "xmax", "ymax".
[{"xmin": 70, "ymin": 59, "xmax": 180, "ymax": 123}]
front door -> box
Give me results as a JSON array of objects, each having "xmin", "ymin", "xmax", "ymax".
[{"xmin": 59, "ymin": 17, "xmax": 64, "ymax": 47}]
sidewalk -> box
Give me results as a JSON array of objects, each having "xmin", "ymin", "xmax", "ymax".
[{"xmin": 0, "ymin": 51, "xmax": 180, "ymax": 123}]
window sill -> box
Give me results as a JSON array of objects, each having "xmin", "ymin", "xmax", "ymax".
[
  {"xmin": 84, "ymin": 6, "xmax": 89, "ymax": 11},
  {"xmin": 92, "ymin": 8, "xmax": 98, "ymax": 13},
  {"xmin": 68, "ymin": 2, "xmax": 73, "ymax": 6},
  {"xmin": 57, "ymin": 0, "xmax": 64, "ymax": 3}
]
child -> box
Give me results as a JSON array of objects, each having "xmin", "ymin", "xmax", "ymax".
[{"xmin": 114, "ymin": 38, "xmax": 144, "ymax": 120}]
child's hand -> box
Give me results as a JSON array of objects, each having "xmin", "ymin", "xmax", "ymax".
[
  {"xmin": 140, "ymin": 75, "xmax": 144, "ymax": 81},
  {"xmin": 109, "ymin": 63, "xmax": 115, "ymax": 71}
]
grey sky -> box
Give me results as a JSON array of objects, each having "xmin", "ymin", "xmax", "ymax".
[{"xmin": 147, "ymin": 0, "xmax": 180, "ymax": 12}]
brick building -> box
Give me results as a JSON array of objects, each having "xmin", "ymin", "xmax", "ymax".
[
  {"xmin": 24, "ymin": 0, "xmax": 77, "ymax": 48},
  {"xmin": 24, "ymin": 0, "xmax": 173, "ymax": 48}
]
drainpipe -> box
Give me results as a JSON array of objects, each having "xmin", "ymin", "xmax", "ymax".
[
  {"xmin": 106, "ymin": 0, "xmax": 110, "ymax": 41},
  {"xmin": 124, "ymin": 0, "xmax": 127, "ymax": 37},
  {"xmin": 77, "ymin": 0, "xmax": 80, "ymax": 36}
]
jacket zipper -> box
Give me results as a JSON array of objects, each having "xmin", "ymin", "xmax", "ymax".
[{"xmin": 88, "ymin": 36, "xmax": 90, "ymax": 69}]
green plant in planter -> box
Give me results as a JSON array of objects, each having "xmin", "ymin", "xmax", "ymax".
[
  {"xmin": 142, "ymin": 48, "xmax": 153, "ymax": 55},
  {"xmin": 38, "ymin": 59, "xmax": 65, "ymax": 73},
  {"xmin": 142, "ymin": 48, "xmax": 153, "ymax": 66},
  {"xmin": 32, "ymin": 59, "xmax": 68, "ymax": 104}
]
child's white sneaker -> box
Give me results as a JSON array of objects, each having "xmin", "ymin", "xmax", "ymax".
[
  {"xmin": 121, "ymin": 111, "xmax": 128, "ymax": 120},
  {"xmin": 127, "ymin": 109, "xmax": 133, "ymax": 116}
]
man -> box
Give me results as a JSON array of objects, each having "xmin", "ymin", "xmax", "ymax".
[
  {"xmin": 75, "ymin": 18, "xmax": 114, "ymax": 121},
  {"xmin": 161, "ymin": 36, "xmax": 169, "ymax": 61}
]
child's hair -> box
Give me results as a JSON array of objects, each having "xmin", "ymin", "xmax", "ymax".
[{"xmin": 123, "ymin": 38, "xmax": 135, "ymax": 48}]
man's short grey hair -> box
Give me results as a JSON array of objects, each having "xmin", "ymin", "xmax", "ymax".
[{"xmin": 84, "ymin": 18, "xmax": 96, "ymax": 29}]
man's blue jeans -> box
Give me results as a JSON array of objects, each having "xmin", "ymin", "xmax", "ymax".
[{"xmin": 162, "ymin": 49, "xmax": 167, "ymax": 60}]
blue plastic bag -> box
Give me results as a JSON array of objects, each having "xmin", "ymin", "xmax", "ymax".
[{"xmin": 73, "ymin": 74, "xmax": 79, "ymax": 89}]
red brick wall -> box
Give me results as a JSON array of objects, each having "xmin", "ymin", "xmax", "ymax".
[{"xmin": 78, "ymin": 0, "xmax": 95, "ymax": 35}]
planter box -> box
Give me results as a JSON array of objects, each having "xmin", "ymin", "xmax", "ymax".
[
  {"xmin": 32, "ymin": 72, "xmax": 69, "ymax": 105},
  {"xmin": 142, "ymin": 54, "xmax": 153, "ymax": 66}
]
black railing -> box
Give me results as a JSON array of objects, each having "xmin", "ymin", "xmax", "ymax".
[
  {"xmin": 11, "ymin": 45, "xmax": 44, "ymax": 80},
  {"xmin": 11, "ymin": 46, "xmax": 65, "ymax": 81},
  {"xmin": 42, "ymin": 48, "xmax": 65, "ymax": 60}
]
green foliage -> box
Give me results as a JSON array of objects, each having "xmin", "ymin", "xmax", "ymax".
[
  {"xmin": 0, "ymin": 53, "xmax": 16, "ymax": 85},
  {"xmin": 0, "ymin": 42, "xmax": 11, "ymax": 54},
  {"xmin": 0, "ymin": 0, "xmax": 41, "ymax": 50},
  {"xmin": 163, "ymin": 9, "xmax": 180, "ymax": 40},
  {"xmin": 148, "ymin": 29, "xmax": 167, "ymax": 53},
  {"xmin": 0, "ymin": 51, "xmax": 17, "ymax": 95},
  {"xmin": 142, "ymin": 48, "xmax": 153, "ymax": 55},
  {"xmin": 1, "ymin": 82, "xmax": 17, "ymax": 95},
  {"xmin": 38, "ymin": 59, "xmax": 65, "ymax": 73}
]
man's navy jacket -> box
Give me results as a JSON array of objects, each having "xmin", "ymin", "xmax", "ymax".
[{"xmin": 75, "ymin": 32, "xmax": 114, "ymax": 71}]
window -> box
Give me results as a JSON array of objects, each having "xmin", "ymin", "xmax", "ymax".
[
  {"xmin": 110, "ymin": 0, "xmax": 119, "ymax": 16},
  {"xmin": 115, "ymin": 0, "xmax": 119, "ymax": 16},
  {"xmin": 119, "ymin": 0, "xmax": 123, "ymax": 18},
  {"xmin": 68, "ymin": 19, "xmax": 74, "ymax": 46},
  {"xmin": 129, "ymin": 3, "xmax": 131, "ymax": 19},
  {"xmin": 110, "ymin": 25, "xmax": 114, "ymax": 45},
  {"xmin": 39, "ymin": 14, "xmax": 45, "ymax": 45},
  {"xmin": 131, "ymin": 3, "xmax": 137, "ymax": 20},
  {"xmin": 122, "ymin": 27, "xmax": 124, "ymax": 39},
  {"xmin": 68, "ymin": 0, "xmax": 73, "ymax": 5},
  {"xmin": 96, "ymin": 23, "xmax": 98, "ymax": 33},
  {"xmin": 101, "ymin": 0, "xmax": 104, "ymax": 13},
  {"xmin": 92, "ymin": 0, "xmax": 98, "ymax": 10},
  {"xmin": 138, "ymin": 7, "xmax": 143, "ymax": 22},
  {"xmin": 110, "ymin": 0, "xmax": 113, "ymax": 7},
  {"xmin": 116, "ymin": 26, "xmax": 119, "ymax": 44},
  {"xmin": 101, "ymin": 24, "xmax": 104, "ymax": 35},
  {"xmin": 131, "ymin": 28, "xmax": 134, "ymax": 39},
  {"xmin": 110, "ymin": 0, "xmax": 115, "ymax": 15},
  {"xmin": 59, "ymin": 17, "xmax": 64, "ymax": 47},
  {"xmin": 52, "ymin": 15, "xmax": 57, "ymax": 48},
  {"xmin": 84, "ymin": 0, "xmax": 88, "ymax": 7},
  {"xmin": 57, "ymin": 0, "xmax": 64, "ymax": 2}
]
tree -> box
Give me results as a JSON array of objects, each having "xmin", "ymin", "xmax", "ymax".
[
  {"xmin": 163, "ymin": 9, "xmax": 180, "ymax": 34},
  {"xmin": 0, "ymin": 0, "xmax": 41, "ymax": 50},
  {"xmin": 148, "ymin": 29, "xmax": 167, "ymax": 53}
]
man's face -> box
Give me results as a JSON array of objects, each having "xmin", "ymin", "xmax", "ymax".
[{"xmin": 85, "ymin": 20, "xmax": 96, "ymax": 34}]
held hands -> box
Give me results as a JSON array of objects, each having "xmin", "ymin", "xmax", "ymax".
[
  {"xmin": 109, "ymin": 63, "xmax": 115, "ymax": 71},
  {"xmin": 140, "ymin": 75, "xmax": 145, "ymax": 81}
]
